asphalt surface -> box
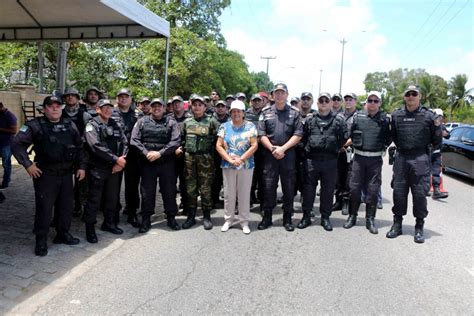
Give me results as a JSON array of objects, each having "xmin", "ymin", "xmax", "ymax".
[{"xmin": 13, "ymin": 160, "xmax": 474, "ymax": 315}]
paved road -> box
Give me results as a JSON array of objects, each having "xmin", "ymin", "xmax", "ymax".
[{"xmin": 5, "ymin": 160, "xmax": 474, "ymax": 314}]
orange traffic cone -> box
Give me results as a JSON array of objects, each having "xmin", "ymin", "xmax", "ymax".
[{"xmin": 439, "ymin": 172, "xmax": 448, "ymax": 193}]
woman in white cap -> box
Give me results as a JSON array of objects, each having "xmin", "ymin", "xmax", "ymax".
[{"xmin": 216, "ymin": 100, "xmax": 258, "ymax": 234}]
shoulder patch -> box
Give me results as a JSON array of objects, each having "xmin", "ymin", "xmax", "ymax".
[
  {"xmin": 85, "ymin": 124, "xmax": 94, "ymax": 133},
  {"xmin": 19, "ymin": 125, "xmax": 29, "ymax": 133}
]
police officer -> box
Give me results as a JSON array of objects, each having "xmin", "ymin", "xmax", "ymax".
[
  {"xmin": 131, "ymin": 98, "xmax": 181, "ymax": 232},
  {"xmin": 387, "ymin": 85, "xmax": 443, "ymax": 243},
  {"xmin": 171, "ymin": 96, "xmax": 192, "ymax": 212},
  {"xmin": 210, "ymin": 89, "xmax": 221, "ymax": 107},
  {"xmin": 343, "ymin": 91, "xmax": 391, "ymax": 234},
  {"xmin": 12, "ymin": 95, "xmax": 86, "ymax": 256},
  {"xmin": 333, "ymin": 92, "xmax": 358, "ymax": 214},
  {"xmin": 83, "ymin": 99, "xmax": 128, "ymax": 243},
  {"xmin": 225, "ymin": 94, "xmax": 236, "ymax": 108},
  {"xmin": 290, "ymin": 97, "xmax": 300, "ymax": 108},
  {"xmin": 181, "ymin": 95, "xmax": 220, "ymax": 230},
  {"xmin": 257, "ymin": 83, "xmax": 304, "ymax": 231},
  {"xmin": 111, "ymin": 88, "xmax": 140, "ymax": 227},
  {"xmin": 429, "ymin": 108, "xmax": 449, "ymax": 199},
  {"xmin": 295, "ymin": 92, "xmax": 317, "ymax": 204},
  {"xmin": 62, "ymin": 87, "xmax": 92, "ymax": 217},
  {"xmin": 299, "ymin": 92, "xmax": 348, "ymax": 230},
  {"xmin": 246, "ymin": 94, "xmax": 265, "ymax": 206},
  {"xmin": 212, "ymin": 100, "xmax": 230, "ymax": 207},
  {"xmin": 136, "ymin": 97, "xmax": 151, "ymax": 119},
  {"xmin": 331, "ymin": 93, "xmax": 343, "ymax": 114},
  {"xmin": 83, "ymin": 86, "xmax": 103, "ymax": 117}
]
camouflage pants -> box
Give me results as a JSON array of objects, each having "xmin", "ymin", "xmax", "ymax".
[{"xmin": 184, "ymin": 152, "xmax": 214, "ymax": 210}]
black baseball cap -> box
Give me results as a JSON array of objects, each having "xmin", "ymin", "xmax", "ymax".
[
  {"xmin": 272, "ymin": 83, "xmax": 288, "ymax": 93},
  {"xmin": 43, "ymin": 96, "xmax": 62, "ymax": 106},
  {"xmin": 301, "ymin": 92, "xmax": 313, "ymax": 99}
]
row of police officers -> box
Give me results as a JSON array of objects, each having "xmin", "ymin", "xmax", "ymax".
[{"xmin": 11, "ymin": 83, "xmax": 441, "ymax": 256}]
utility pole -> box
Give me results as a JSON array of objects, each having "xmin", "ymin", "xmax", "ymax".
[
  {"xmin": 339, "ymin": 38, "xmax": 347, "ymax": 94},
  {"xmin": 261, "ymin": 56, "xmax": 276, "ymax": 75},
  {"xmin": 318, "ymin": 69, "xmax": 323, "ymax": 94}
]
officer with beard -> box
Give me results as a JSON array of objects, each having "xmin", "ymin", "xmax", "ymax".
[
  {"xmin": 12, "ymin": 95, "xmax": 86, "ymax": 256},
  {"xmin": 83, "ymin": 87, "xmax": 103, "ymax": 117},
  {"xmin": 387, "ymin": 85, "xmax": 442, "ymax": 243},
  {"xmin": 131, "ymin": 98, "xmax": 181, "ymax": 232}
]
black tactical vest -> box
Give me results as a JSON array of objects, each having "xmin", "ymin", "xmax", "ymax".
[
  {"xmin": 35, "ymin": 118, "xmax": 76, "ymax": 164},
  {"xmin": 63, "ymin": 107, "xmax": 87, "ymax": 136},
  {"xmin": 93, "ymin": 118, "xmax": 124, "ymax": 156},
  {"xmin": 393, "ymin": 107, "xmax": 431, "ymax": 153},
  {"xmin": 141, "ymin": 116, "xmax": 171, "ymax": 151},
  {"xmin": 245, "ymin": 109, "xmax": 261, "ymax": 125},
  {"xmin": 352, "ymin": 111, "xmax": 388, "ymax": 152},
  {"xmin": 305, "ymin": 113, "xmax": 340, "ymax": 155}
]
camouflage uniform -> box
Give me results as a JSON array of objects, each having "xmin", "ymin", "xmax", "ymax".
[{"xmin": 182, "ymin": 114, "xmax": 220, "ymax": 212}]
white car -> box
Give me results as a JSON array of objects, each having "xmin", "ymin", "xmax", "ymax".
[{"xmin": 445, "ymin": 122, "xmax": 464, "ymax": 132}]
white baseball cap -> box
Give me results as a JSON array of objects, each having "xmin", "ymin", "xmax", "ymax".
[
  {"xmin": 230, "ymin": 100, "xmax": 245, "ymax": 111},
  {"xmin": 367, "ymin": 91, "xmax": 382, "ymax": 100}
]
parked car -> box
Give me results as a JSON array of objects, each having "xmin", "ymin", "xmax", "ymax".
[
  {"xmin": 441, "ymin": 125, "xmax": 474, "ymax": 179},
  {"xmin": 445, "ymin": 122, "xmax": 464, "ymax": 132}
]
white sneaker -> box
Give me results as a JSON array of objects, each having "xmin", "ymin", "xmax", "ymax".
[
  {"xmin": 242, "ymin": 226, "xmax": 251, "ymax": 235},
  {"xmin": 221, "ymin": 222, "xmax": 231, "ymax": 232}
]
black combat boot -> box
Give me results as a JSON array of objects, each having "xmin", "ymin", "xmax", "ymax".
[
  {"xmin": 257, "ymin": 210, "xmax": 273, "ymax": 230},
  {"xmin": 321, "ymin": 217, "xmax": 333, "ymax": 231},
  {"xmin": 167, "ymin": 216, "xmax": 181, "ymax": 231},
  {"xmin": 386, "ymin": 215, "xmax": 403, "ymax": 238},
  {"xmin": 101, "ymin": 221, "xmax": 123, "ymax": 235},
  {"xmin": 127, "ymin": 213, "xmax": 140, "ymax": 228},
  {"xmin": 343, "ymin": 201, "xmax": 359, "ymax": 229},
  {"xmin": 283, "ymin": 211, "xmax": 294, "ymax": 232},
  {"xmin": 414, "ymin": 218, "xmax": 425, "ymax": 244},
  {"xmin": 53, "ymin": 231, "xmax": 80, "ymax": 245},
  {"xmin": 202, "ymin": 209, "xmax": 213, "ymax": 230},
  {"xmin": 297, "ymin": 210, "xmax": 312, "ymax": 229},
  {"xmin": 85, "ymin": 223, "xmax": 98, "ymax": 243},
  {"xmin": 139, "ymin": 215, "xmax": 152, "ymax": 233},
  {"xmin": 182, "ymin": 208, "xmax": 197, "ymax": 229},
  {"xmin": 432, "ymin": 186, "xmax": 448, "ymax": 200},
  {"xmin": 35, "ymin": 235, "xmax": 48, "ymax": 257},
  {"xmin": 365, "ymin": 204, "xmax": 378, "ymax": 234}
]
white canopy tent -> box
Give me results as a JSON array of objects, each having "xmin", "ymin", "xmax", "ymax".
[{"xmin": 0, "ymin": 0, "xmax": 170, "ymax": 97}]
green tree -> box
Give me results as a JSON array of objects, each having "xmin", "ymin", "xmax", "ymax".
[{"xmin": 250, "ymin": 71, "xmax": 273, "ymax": 92}]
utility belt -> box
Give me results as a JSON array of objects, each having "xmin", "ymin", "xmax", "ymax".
[{"xmin": 354, "ymin": 149, "xmax": 384, "ymax": 157}]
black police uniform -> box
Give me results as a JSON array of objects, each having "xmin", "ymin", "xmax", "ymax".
[
  {"xmin": 300, "ymin": 111, "xmax": 348, "ymax": 230},
  {"xmin": 62, "ymin": 106, "xmax": 92, "ymax": 216},
  {"xmin": 295, "ymin": 109, "xmax": 317, "ymax": 199},
  {"xmin": 429, "ymin": 123, "xmax": 448, "ymax": 199},
  {"xmin": 257, "ymin": 104, "xmax": 304, "ymax": 230},
  {"xmin": 211, "ymin": 112, "xmax": 230, "ymax": 207},
  {"xmin": 333, "ymin": 109, "xmax": 357, "ymax": 213},
  {"xmin": 245, "ymin": 107, "xmax": 265, "ymax": 206},
  {"xmin": 110, "ymin": 106, "xmax": 139, "ymax": 224},
  {"xmin": 12, "ymin": 116, "xmax": 86, "ymax": 255},
  {"xmin": 172, "ymin": 111, "xmax": 192, "ymax": 212},
  {"xmin": 387, "ymin": 105, "xmax": 442, "ymax": 242},
  {"xmin": 131, "ymin": 115, "xmax": 181, "ymax": 232},
  {"xmin": 83, "ymin": 116, "xmax": 128, "ymax": 242},
  {"xmin": 343, "ymin": 110, "xmax": 391, "ymax": 233}
]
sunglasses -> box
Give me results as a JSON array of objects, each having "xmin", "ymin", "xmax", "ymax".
[
  {"xmin": 344, "ymin": 97, "xmax": 354, "ymax": 102},
  {"xmin": 332, "ymin": 97, "xmax": 341, "ymax": 102},
  {"xmin": 367, "ymin": 99, "xmax": 380, "ymax": 104},
  {"xmin": 215, "ymin": 105, "xmax": 226, "ymax": 108},
  {"xmin": 405, "ymin": 91, "xmax": 419, "ymax": 97},
  {"xmin": 318, "ymin": 98, "xmax": 330, "ymax": 104},
  {"xmin": 211, "ymin": 93, "xmax": 217, "ymax": 96}
]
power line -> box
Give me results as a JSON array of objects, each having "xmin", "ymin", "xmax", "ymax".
[
  {"xmin": 422, "ymin": 0, "xmax": 471, "ymax": 50},
  {"xmin": 402, "ymin": 0, "xmax": 442, "ymax": 47},
  {"xmin": 403, "ymin": 0, "xmax": 458, "ymax": 59}
]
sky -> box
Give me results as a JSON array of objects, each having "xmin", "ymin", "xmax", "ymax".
[{"xmin": 219, "ymin": 0, "xmax": 474, "ymax": 98}]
